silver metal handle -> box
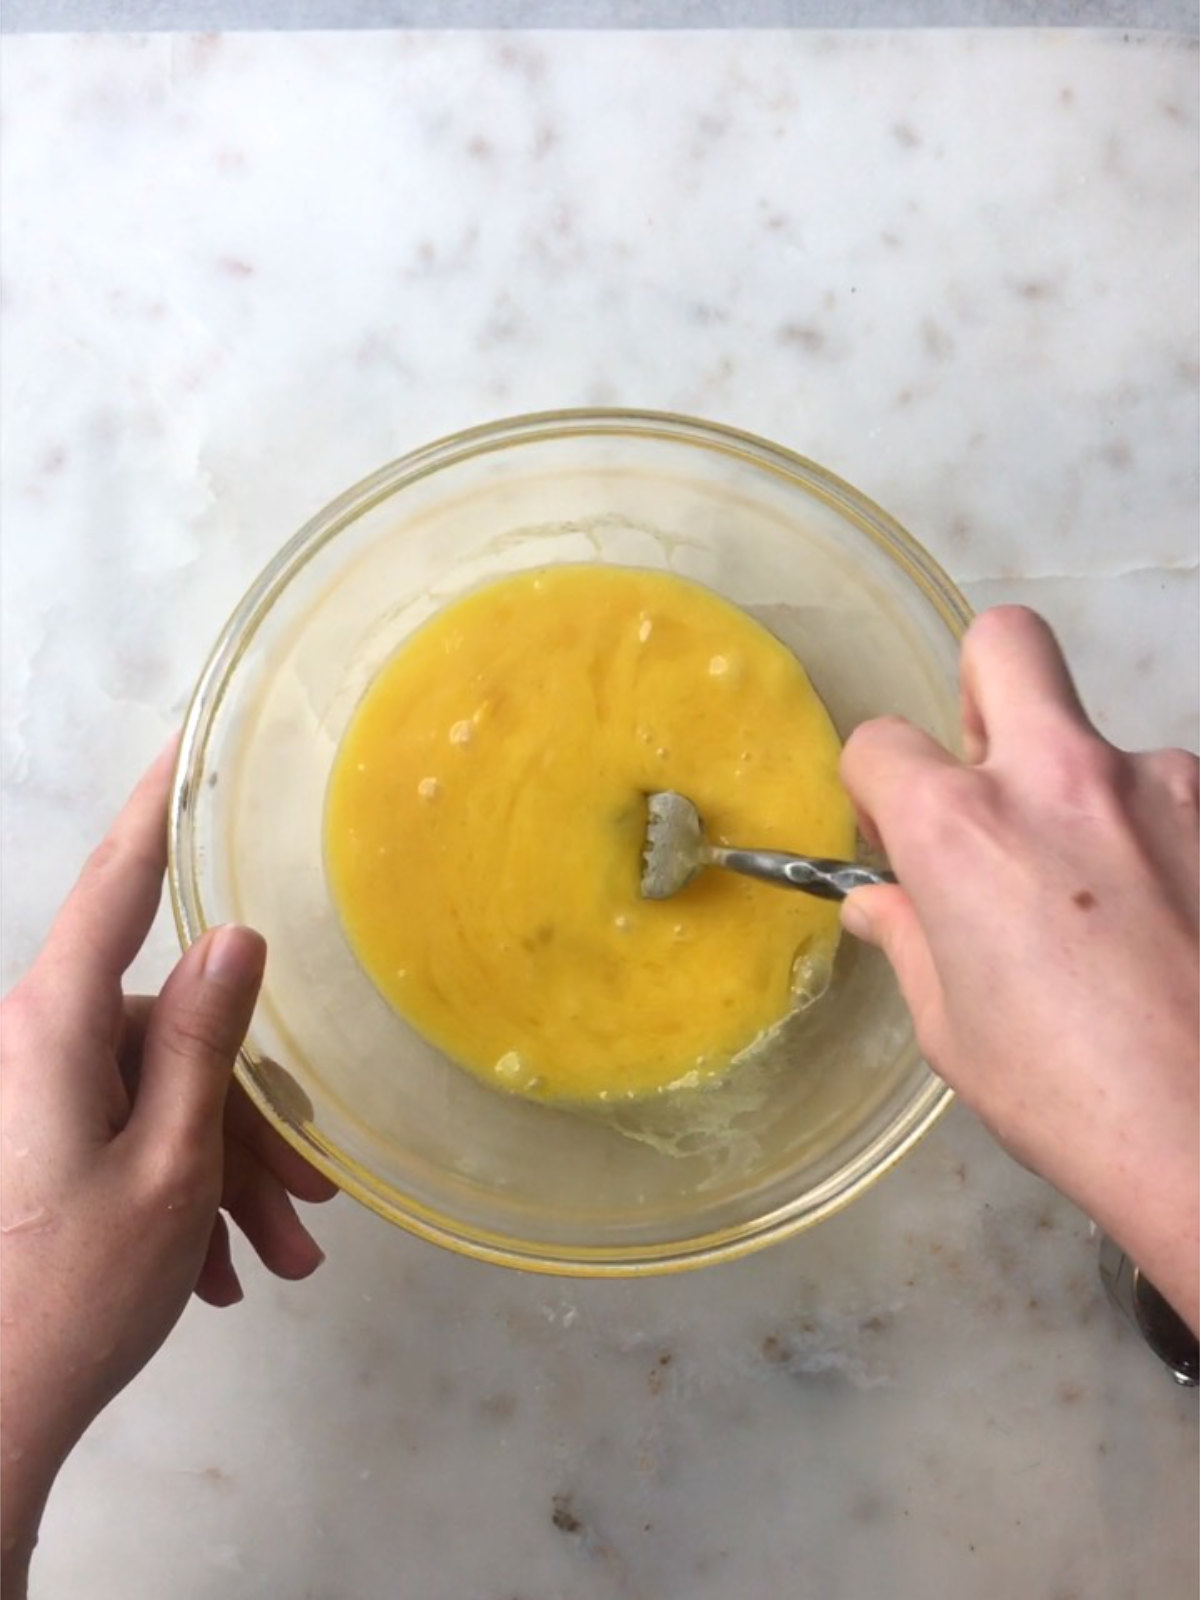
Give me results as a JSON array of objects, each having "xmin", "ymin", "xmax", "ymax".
[
  {"xmin": 708, "ymin": 848, "xmax": 897, "ymax": 902},
  {"xmin": 1099, "ymin": 1235, "xmax": 1199, "ymax": 1386}
]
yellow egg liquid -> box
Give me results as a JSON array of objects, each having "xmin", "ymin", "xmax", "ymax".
[{"xmin": 325, "ymin": 565, "xmax": 854, "ymax": 1104}]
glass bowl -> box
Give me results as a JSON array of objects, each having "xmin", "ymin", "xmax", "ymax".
[{"xmin": 169, "ymin": 410, "xmax": 970, "ymax": 1276}]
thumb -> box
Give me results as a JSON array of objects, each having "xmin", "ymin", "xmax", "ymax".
[
  {"xmin": 130, "ymin": 926, "xmax": 266, "ymax": 1161},
  {"xmin": 841, "ymin": 886, "xmax": 944, "ymax": 1054}
]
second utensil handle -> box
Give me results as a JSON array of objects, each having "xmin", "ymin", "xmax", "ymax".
[{"xmin": 709, "ymin": 848, "xmax": 897, "ymax": 902}]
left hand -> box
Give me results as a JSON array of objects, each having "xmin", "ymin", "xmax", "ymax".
[{"xmin": 0, "ymin": 742, "xmax": 337, "ymax": 1587}]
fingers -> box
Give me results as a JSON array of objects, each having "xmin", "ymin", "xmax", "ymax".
[
  {"xmin": 959, "ymin": 607, "xmax": 1090, "ymax": 763},
  {"xmin": 34, "ymin": 740, "xmax": 179, "ymax": 1023},
  {"xmin": 841, "ymin": 716, "xmax": 957, "ymax": 849},
  {"xmin": 194, "ymin": 1213, "xmax": 243, "ymax": 1308},
  {"xmin": 223, "ymin": 1139, "xmax": 327, "ymax": 1280},
  {"xmin": 1137, "ymin": 746, "xmax": 1200, "ymax": 813},
  {"xmin": 225, "ymin": 1081, "xmax": 339, "ymax": 1205},
  {"xmin": 128, "ymin": 926, "xmax": 266, "ymax": 1165},
  {"xmin": 841, "ymin": 885, "xmax": 946, "ymax": 1060}
]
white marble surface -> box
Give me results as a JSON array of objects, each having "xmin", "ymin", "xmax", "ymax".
[{"xmin": 1, "ymin": 28, "xmax": 1197, "ymax": 1600}]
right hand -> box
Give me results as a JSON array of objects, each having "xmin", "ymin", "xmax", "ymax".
[{"xmin": 840, "ymin": 606, "xmax": 1199, "ymax": 1332}]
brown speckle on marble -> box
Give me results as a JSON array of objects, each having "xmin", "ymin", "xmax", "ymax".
[
  {"xmin": 217, "ymin": 257, "xmax": 254, "ymax": 279},
  {"xmin": 467, "ymin": 134, "xmax": 494, "ymax": 161},
  {"xmin": 922, "ymin": 318, "xmax": 955, "ymax": 362},
  {"xmin": 697, "ymin": 113, "xmax": 729, "ymax": 141},
  {"xmin": 761, "ymin": 209, "xmax": 787, "ymax": 232},
  {"xmin": 692, "ymin": 1550, "xmax": 731, "ymax": 1577},
  {"xmin": 40, "ymin": 446, "xmax": 67, "ymax": 475},
  {"xmin": 478, "ymin": 1392, "xmax": 517, "ymax": 1422},
  {"xmin": 1160, "ymin": 100, "xmax": 1186, "ymax": 124},
  {"xmin": 891, "ymin": 122, "xmax": 921, "ymax": 149},
  {"xmin": 187, "ymin": 32, "xmax": 222, "ymax": 68},
  {"xmin": 177, "ymin": 1464, "xmax": 233, "ymax": 1487},
  {"xmin": 551, "ymin": 1493, "xmax": 582, "ymax": 1535},
  {"xmin": 1059, "ymin": 86, "xmax": 1075, "ymax": 108},
  {"xmin": 690, "ymin": 302, "xmax": 728, "ymax": 327},
  {"xmin": 894, "ymin": 387, "xmax": 915, "ymax": 408},
  {"xmin": 851, "ymin": 1491, "xmax": 892, "ymax": 1525},
  {"xmin": 648, "ymin": 1349, "xmax": 674, "ymax": 1395},
  {"xmin": 1016, "ymin": 279, "xmax": 1057, "ymax": 302},
  {"xmin": 214, "ymin": 146, "xmax": 247, "ymax": 174},
  {"xmin": 479, "ymin": 294, "xmax": 526, "ymax": 346},
  {"xmin": 1058, "ymin": 1381, "xmax": 1085, "ymax": 1406},
  {"xmin": 495, "ymin": 39, "xmax": 547, "ymax": 83},
  {"xmin": 1134, "ymin": 651, "xmax": 1155, "ymax": 676},
  {"xmin": 949, "ymin": 514, "xmax": 971, "ymax": 546},
  {"xmin": 779, "ymin": 322, "xmax": 824, "ymax": 353},
  {"xmin": 879, "ymin": 230, "xmax": 902, "ymax": 250},
  {"xmin": 1100, "ymin": 439, "xmax": 1132, "ymax": 471},
  {"xmin": 532, "ymin": 123, "xmax": 558, "ymax": 159}
]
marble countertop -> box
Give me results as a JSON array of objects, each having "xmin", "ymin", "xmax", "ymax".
[{"xmin": 2, "ymin": 28, "xmax": 1196, "ymax": 1600}]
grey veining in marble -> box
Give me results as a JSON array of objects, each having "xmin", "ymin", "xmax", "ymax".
[{"xmin": 1, "ymin": 28, "xmax": 1196, "ymax": 1600}]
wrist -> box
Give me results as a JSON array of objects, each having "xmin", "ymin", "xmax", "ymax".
[
  {"xmin": 1074, "ymin": 1127, "xmax": 1199, "ymax": 1336},
  {"xmin": 1, "ymin": 1364, "xmax": 81, "ymax": 1592},
  {"xmin": 1, "ymin": 1449, "xmax": 60, "ymax": 1600}
]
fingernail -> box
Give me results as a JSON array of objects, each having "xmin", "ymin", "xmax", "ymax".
[
  {"xmin": 841, "ymin": 898, "xmax": 873, "ymax": 941},
  {"xmin": 202, "ymin": 925, "xmax": 267, "ymax": 990}
]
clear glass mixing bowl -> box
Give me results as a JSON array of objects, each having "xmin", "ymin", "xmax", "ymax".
[{"xmin": 169, "ymin": 410, "xmax": 971, "ymax": 1275}]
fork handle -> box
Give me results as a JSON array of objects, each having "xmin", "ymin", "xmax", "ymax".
[{"xmin": 708, "ymin": 848, "xmax": 897, "ymax": 902}]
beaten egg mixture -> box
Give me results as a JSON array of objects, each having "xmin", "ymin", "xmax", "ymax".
[{"xmin": 325, "ymin": 564, "xmax": 853, "ymax": 1103}]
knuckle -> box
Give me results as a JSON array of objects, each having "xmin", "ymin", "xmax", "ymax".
[
  {"xmin": 157, "ymin": 998, "xmax": 233, "ymax": 1067},
  {"xmin": 1144, "ymin": 746, "xmax": 1200, "ymax": 808},
  {"xmin": 904, "ymin": 768, "xmax": 1004, "ymax": 863},
  {"xmin": 134, "ymin": 1141, "xmax": 221, "ymax": 1215},
  {"xmin": 910, "ymin": 765, "xmax": 985, "ymax": 830},
  {"xmin": 1038, "ymin": 729, "xmax": 1125, "ymax": 811},
  {"xmin": 83, "ymin": 832, "xmax": 125, "ymax": 880},
  {"xmin": 0, "ymin": 979, "xmax": 62, "ymax": 1065},
  {"xmin": 841, "ymin": 715, "xmax": 910, "ymax": 779}
]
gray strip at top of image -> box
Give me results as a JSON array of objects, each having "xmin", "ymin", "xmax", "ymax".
[{"xmin": 2, "ymin": 0, "xmax": 1197, "ymax": 35}]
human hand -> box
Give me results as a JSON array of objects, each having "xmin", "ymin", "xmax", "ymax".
[
  {"xmin": 840, "ymin": 606, "xmax": 1199, "ymax": 1333},
  {"xmin": 0, "ymin": 743, "xmax": 337, "ymax": 1589}
]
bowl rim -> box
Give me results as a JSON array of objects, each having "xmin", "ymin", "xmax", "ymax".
[{"xmin": 168, "ymin": 406, "xmax": 971, "ymax": 1276}]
